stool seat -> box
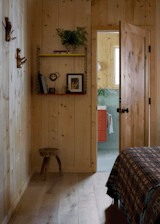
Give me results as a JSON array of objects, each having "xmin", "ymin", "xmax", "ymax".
[
  {"xmin": 39, "ymin": 148, "xmax": 62, "ymax": 181},
  {"xmin": 39, "ymin": 148, "xmax": 60, "ymax": 157}
]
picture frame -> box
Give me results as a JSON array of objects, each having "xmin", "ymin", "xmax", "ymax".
[{"xmin": 67, "ymin": 73, "xmax": 83, "ymax": 93}]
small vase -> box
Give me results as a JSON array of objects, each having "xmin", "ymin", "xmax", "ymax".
[{"xmin": 66, "ymin": 45, "xmax": 71, "ymax": 54}]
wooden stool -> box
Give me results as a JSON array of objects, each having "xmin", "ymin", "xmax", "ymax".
[{"xmin": 39, "ymin": 148, "xmax": 62, "ymax": 181}]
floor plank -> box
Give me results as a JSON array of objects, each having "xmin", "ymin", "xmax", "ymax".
[
  {"xmin": 7, "ymin": 215, "xmax": 37, "ymax": 224},
  {"xmin": 8, "ymin": 172, "xmax": 128, "ymax": 224},
  {"xmin": 13, "ymin": 184, "xmax": 47, "ymax": 217}
]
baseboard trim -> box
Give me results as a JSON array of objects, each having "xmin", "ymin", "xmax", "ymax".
[
  {"xmin": 1, "ymin": 169, "xmax": 35, "ymax": 224},
  {"xmin": 35, "ymin": 166, "xmax": 94, "ymax": 173}
]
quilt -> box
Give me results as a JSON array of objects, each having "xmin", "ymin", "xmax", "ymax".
[{"xmin": 106, "ymin": 147, "xmax": 160, "ymax": 224}]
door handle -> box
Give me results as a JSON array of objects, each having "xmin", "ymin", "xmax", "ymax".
[
  {"xmin": 122, "ymin": 108, "xmax": 129, "ymax": 113},
  {"xmin": 117, "ymin": 108, "xmax": 121, "ymax": 113}
]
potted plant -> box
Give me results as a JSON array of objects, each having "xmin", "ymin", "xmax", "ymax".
[
  {"xmin": 61, "ymin": 85, "xmax": 70, "ymax": 93},
  {"xmin": 56, "ymin": 27, "xmax": 88, "ymax": 53}
]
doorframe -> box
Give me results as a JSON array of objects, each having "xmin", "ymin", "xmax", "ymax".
[{"xmin": 91, "ymin": 25, "xmax": 155, "ymax": 173}]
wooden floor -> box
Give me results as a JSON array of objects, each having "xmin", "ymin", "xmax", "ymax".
[{"xmin": 8, "ymin": 172, "xmax": 128, "ymax": 224}]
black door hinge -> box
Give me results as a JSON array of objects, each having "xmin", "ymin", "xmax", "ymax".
[
  {"xmin": 149, "ymin": 46, "xmax": 151, "ymax": 52},
  {"xmin": 149, "ymin": 98, "xmax": 151, "ymax": 104}
]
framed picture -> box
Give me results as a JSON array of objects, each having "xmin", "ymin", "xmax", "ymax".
[{"xmin": 67, "ymin": 74, "xmax": 83, "ymax": 93}]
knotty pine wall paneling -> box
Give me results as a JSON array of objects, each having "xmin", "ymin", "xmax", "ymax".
[
  {"xmin": 42, "ymin": 0, "xmax": 59, "ymax": 170},
  {"xmin": 91, "ymin": 29, "xmax": 97, "ymax": 172},
  {"xmin": 156, "ymin": 0, "xmax": 160, "ymax": 145},
  {"xmin": 97, "ymin": 32, "xmax": 119, "ymax": 89},
  {"xmin": 32, "ymin": 0, "xmax": 158, "ymax": 173},
  {"xmin": 74, "ymin": 0, "xmax": 91, "ymax": 170},
  {"xmin": 2, "ymin": 0, "xmax": 10, "ymax": 217},
  {"xmin": 1, "ymin": 1, "xmax": 32, "ymax": 223},
  {"xmin": 31, "ymin": 0, "xmax": 43, "ymax": 171},
  {"xmin": 91, "ymin": 0, "xmax": 108, "ymax": 26},
  {"xmin": 32, "ymin": 0, "xmax": 92, "ymax": 173},
  {"xmin": 107, "ymin": 0, "xmax": 125, "ymax": 25},
  {"xmin": 0, "ymin": 0, "xmax": 4, "ymax": 222},
  {"xmin": 58, "ymin": 0, "xmax": 75, "ymax": 170},
  {"xmin": 9, "ymin": 0, "xmax": 16, "ymax": 210}
]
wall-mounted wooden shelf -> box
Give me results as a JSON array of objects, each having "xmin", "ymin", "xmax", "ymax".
[
  {"xmin": 38, "ymin": 93, "xmax": 85, "ymax": 95},
  {"xmin": 38, "ymin": 54, "xmax": 85, "ymax": 57},
  {"xmin": 36, "ymin": 46, "xmax": 87, "ymax": 94}
]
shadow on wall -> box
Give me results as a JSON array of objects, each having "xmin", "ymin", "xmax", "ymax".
[{"xmin": 98, "ymin": 88, "xmax": 119, "ymax": 149}]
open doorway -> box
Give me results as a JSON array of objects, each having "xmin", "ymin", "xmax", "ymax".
[
  {"xmin": 97, "ymin": 31, "xmax": 119, "ymax": 173},
  {"xmin": 92, "ymin": 22, "xmax": 151, "ymax": 173}
]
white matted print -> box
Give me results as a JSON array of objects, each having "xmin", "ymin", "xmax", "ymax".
[{"xmin": 67, "ymin": 74, "xmax": 83, "ymax": 93}]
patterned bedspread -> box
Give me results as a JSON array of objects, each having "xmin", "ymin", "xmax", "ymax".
[{"xmin": 106, "ymin": 147, "xmax": 160, "ymax": 224}]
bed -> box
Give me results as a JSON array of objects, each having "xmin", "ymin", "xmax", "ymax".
[{"xmin": 106, "ymin": 146, "xmax": 160, "ymax": 224}]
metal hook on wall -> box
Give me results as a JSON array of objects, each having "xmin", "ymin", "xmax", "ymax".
[
  {"xmin": 2, "ymin": 17, "xmax": 16, "ymax": 42},
  {"xmin": 16, "ymin": 48, "xmax": 28, "ymax": 68}
]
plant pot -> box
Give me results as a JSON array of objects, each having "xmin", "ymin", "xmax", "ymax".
[{"xmin": 66, "ymin": 45, "xmax": 71, "ymax": 53}]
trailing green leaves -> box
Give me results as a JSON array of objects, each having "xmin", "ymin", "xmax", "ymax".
[{"xmin": 56, "ymin": 27, "xmax": 88, "ymax": 51}]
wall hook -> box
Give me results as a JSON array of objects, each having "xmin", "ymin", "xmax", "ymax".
[
  {"xmin": 16, "ymin": 48, "xmax": 28, "ymax": 68},
  {"xmin": 2, "ymin": 17, "xmax": 16, "ymax": 42}
]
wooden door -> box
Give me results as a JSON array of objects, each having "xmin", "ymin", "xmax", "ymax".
[{"xmin": 119, "ymin": 21, "xmax": 149, "ymax": 152}]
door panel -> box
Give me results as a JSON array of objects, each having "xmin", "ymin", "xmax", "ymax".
[{"xmin": 119, "ymin": 21, "xmax": 149, "ymax": 152}]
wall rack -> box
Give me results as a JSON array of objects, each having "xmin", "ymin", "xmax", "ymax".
[{"xmin": 36, "ymin": 45, "xmax": 87, "ymax": 94}]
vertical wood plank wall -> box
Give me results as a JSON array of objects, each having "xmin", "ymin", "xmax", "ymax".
[
  {"xmin": 97, "ymin": 33, "xmax": 119, "ymax": 89},
  {"xmin": 31, "ymin": 0, "xmax": 92, "ymax": 173},
  {"xmin": 32, "ymin": 0, "xmax": 158, "ymax": 174},
  {"xmin": 156, "ymin": 0, "xmax": 160, "ymax": 145},
  {"xmin": 0, "ymin": 1, "xmax": 32, "ymax": 223},
  {"xmin": 0, "ymin": 0, "xmax": 159, "ymax": 223},
  {"xmin": 0, "ymin": 0, "xmax": 3, "ymax": 222}
]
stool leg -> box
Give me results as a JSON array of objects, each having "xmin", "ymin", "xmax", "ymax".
[
  {"xmin": 40, "ymin": 157, "xmax": 47, "ymax": 175},
  {"xmin": 44, "ymin": 157, "xmax": 50, "ymax": 181},
  {"xmin": 56, "ymin": 155, "xmax": 62, "ymax": 176}
]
